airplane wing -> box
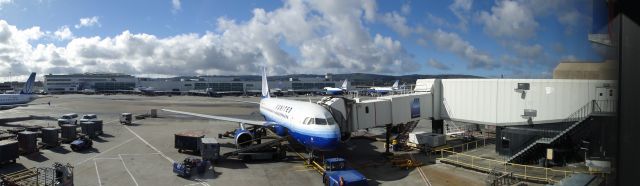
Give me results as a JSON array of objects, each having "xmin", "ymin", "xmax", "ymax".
[{"xmin": 161, "ymin": 109, "xmax": 272, "ymax": 126}]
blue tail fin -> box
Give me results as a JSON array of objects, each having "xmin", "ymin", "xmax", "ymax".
[
  {"xmin": 20, "ymin": 72, "xmax": 36, "ymax": 94},
  {"xmin": 261, "ymin": 68, "xmax": 270, "ymax": 99}
]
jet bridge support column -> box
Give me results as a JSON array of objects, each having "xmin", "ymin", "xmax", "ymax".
[
  {"xmin": 432, "ymin": 120, "xmax": 444, "ymax": 134},
  {"xmin": 384, "ymin": 124, "xmax": 392, "ymax": 156}
]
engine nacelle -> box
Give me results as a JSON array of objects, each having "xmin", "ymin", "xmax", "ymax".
[
  {"xmin": 234, "ymin": 129, "xmax": 253, "ymax": 148},
  {"xmin": 271, "ymin": 125, "xmax": 288, "ymax": 136}
]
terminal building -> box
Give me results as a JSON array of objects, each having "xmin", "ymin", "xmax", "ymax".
[
  {"xmin": 44, "ymin": 73, "xmax": 343, "ymax": 94},
  {"xmin": 44, "ymin": 73, "xmax": 136, "ymax": 93}
]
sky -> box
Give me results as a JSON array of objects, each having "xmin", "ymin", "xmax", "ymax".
[{"xmin": 0, "ymin": 0, "xmax": 606, "ymax": 81}]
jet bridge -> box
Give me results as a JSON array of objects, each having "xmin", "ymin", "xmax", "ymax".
[{"xmin": 317, "ymin": 92, "xmax": 433, "ymax": 133}]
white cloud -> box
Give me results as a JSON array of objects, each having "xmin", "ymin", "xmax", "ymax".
[
  {"xmin": 171, "ymin": 0, "xmax": 181, "ymax": 14},
  {"xmin": 427, "ymin": 29, "xmax": 496, "ymax": 69},
  {"xmin": 0, "ymin": 0, "xmax": 418, "ymax": 78},
  {"xmin": 478, "ymin": 0, "xmax": 538, "ymax": 39},
  {"xmin": 54, "ymin": 26, "xmax": 73, "ymax": 40},
  {"xmin": 0, "ymin": 0, "xmax": 12, "ymax": 9},
  {"xmin": 0, "ymin": 20, "xmax": 44, "ymax": 75},
  {"xmin": 400, "ymin": 1, "xmax": 411, "ymax": 15},
  {"xmin": 561, "ymin": 55, "xmax": 577, "ymax": 62},
  {"xmin": 74, "ymin": 16, "xmax": 100, "ymax": 29},
  {"xmin": 558, "ymin": 9, "xmax": 581, "ymax": 34},
  {"xmin": 427, "ymin": 58, "xmax": 450, "ymax": 70},
  {"xmin": 448, "ymin": 0, "xmax": 472, "ymax": 31},
  {"xmin": 513, "ymin": 43, "xmax": 543, "ymax": 59},
  {"xmin": 381, "ymin": 12, "xmax": 412, "ymax": 37},
  {"xmin": 361, "ymin": 0, "xmax": 377, "ymax": 22}
]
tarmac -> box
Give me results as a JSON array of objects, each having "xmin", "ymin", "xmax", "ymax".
[{"xmin": 0, "ymin": 94, "xmax": 488, "ymax": 186}]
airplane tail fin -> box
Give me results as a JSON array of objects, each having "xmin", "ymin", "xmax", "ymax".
[
  {"xmin": 392, "ymin": 80, "xmax": 399, "ymax": 89},
  {"xmin": 340, "ymin": 79, "xmax": 348, "ymax": 90},
  {"xmin": 20, "ymin": 72, "xmax": 36, "ymax": 94},
  {"xmin": 261, "ymin": 67, "xmax": 270, "ymax": 99}
]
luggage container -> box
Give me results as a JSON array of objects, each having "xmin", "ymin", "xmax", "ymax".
[
  {"xmin": 94, "ymin": 120, "xmax": 103, "ymax": 135},
  {"xmin": 200, "ymin": 138, "xmax": 220, "ymax": 162},
  {"xmin": 41, "ymin": 128, "xmax": 60, "ymax": 147},
  {"xmin": 120, "ymin": 113, "xmax": 132, "ymax": 125},
  {"xmin": 60, "ymin": 125, "xmax": 77, "ymax": 142},
  {"xmin": 0, "ymin": 140, "xmax": 18, "ymax": 165},
  {"xmin": 17, "ymin": 131, "xmax": 38, "ymax": 154},
  {"xmin": 80, "ymin": 122, "xmax": 96, "ymax": 138},
  {"xmin": 175, "ymin": 130, "xmax": 206, "ymax": 153},
  {"xmin": 408, "ymin": 132, "xmax": 445, "ymax": 147}
]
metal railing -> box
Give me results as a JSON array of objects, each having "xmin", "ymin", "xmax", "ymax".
[
  {"xmin": 436, "ymin": 148, "xmax": 607, "ymax": 184},
  {"xmin": 508, "ymin": 100, "xmax": 618, "ymax": 163},
  {"xmin": 535, "ymin": 99, "xmax": 615, "ymax": 146}
]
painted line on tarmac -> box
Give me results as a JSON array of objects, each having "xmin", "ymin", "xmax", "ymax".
[
  {"xmin": 193, "ymin": 178, "xmax": 211, "ymax": 186},
  {"xmin": 75, "ymin": 137, "xmax": 136, "ymax": 166},
  {"xmin": 124, "ymin": 125, "xmax": 175, "ymax": 163},
  {"xmin": 409, "ymin": 153, "xmax": 432, "ymax": 186},
  {"xmin": 119, "ymin": 154, "xmax": 140, "ymax": 186},
  {"xmin": 93, "ymin": 158, "xmax": 121, "ymax": 160},
  {"xmin": 94, "ymin": 160, "xmax": 103, "ymax": 186},
  {"xmin": 118, "ymin": 152, "xmax": 161, "ymax": 156}
]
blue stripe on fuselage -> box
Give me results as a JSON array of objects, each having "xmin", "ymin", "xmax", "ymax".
[{"xmin": 262, "ymin": 112, "xmax": 339, "ymax": 151}]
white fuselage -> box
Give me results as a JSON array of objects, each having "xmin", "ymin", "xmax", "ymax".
[
  {"xmin": 0, "ymin": 94, "xmax": 35, "ymax": 110},
  {"xmin": 259, "ymin": 98, "xmax": 340, "ymax": 151}
]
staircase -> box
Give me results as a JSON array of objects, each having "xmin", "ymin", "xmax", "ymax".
[
  {"xmin": 445, "ymin": 120, "xmax": 465, "ymax": 135},
  {"xmin": 507, "ymin": 100, "xmax": 616, "ymax": 163},
  {"xmin": 395, "ymin": 120, "xmax": 419, "ymax": 145}
]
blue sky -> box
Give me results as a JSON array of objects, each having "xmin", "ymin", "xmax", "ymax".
[{"xmin": 0, "ymin": 0, "xmax": 606, "ymax": 80}]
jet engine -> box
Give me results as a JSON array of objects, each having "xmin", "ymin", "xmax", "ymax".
[{"xmin": 234, "ymin": 129, "xmax": 254, "ymax": 148}]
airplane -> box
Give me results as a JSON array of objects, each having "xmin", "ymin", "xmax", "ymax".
[
  {"xmin": 367, "ymin": 80, "xmax": 399, "ymax": 95},
  {"xmin": 162, "ymin": 68, "xmax": 342, "ymax": 160},
  {"xmin": 323, "ymin": 79, "xmax": 348, "ymax": 95},
  {"xmin": 134, "ymin": 86, "xmax": 158, "ymax": 95},
  {"xmin": 0, "ymin": 72, "xmax": 44, "ymax": 110}
]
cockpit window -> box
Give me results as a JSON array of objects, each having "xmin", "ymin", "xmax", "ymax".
[
  {"xmin": 303, "ymin": 117, "xmax": 311, "ymax": 125},
  {"xmin": 315, "ymin": 118, "xmax": 327, "ymax": 125}
]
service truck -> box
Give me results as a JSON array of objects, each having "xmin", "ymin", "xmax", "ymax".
[{"xmin": 322, "ymin": 158, "xmax": 368, "ymax": 186}]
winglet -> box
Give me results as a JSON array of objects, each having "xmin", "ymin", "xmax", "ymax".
[
  {"xmin": 261, "ymin": 67, "xmax": 270, "ymax": 99},
  {"xmin": 20, "ymin": 72, "xmax": 36, "ymax": 94}
]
